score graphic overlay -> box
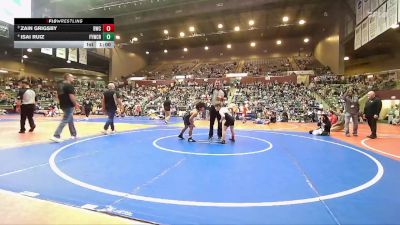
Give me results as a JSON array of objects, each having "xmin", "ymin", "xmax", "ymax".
[{"xmin": 14, "ymin": 18, "xmax": 114, "ymax": 48}]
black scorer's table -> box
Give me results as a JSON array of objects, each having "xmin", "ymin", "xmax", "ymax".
[{"xmin": 14, "ymin": 18, "xmax": 114, "ymax": 48}]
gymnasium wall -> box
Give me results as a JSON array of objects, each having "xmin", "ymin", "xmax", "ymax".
[
  {"xmin": 0, "ymin": 59, "xmax": 50, "ymax": 79},
  {"xmin": 109, "ymin": 48, "xmax": 147, "ymax": 81},
  {"xmin": 345, "ymin": 53, "xmax": 400, "ymax": 75},
  {"xmin": 314, "ymin": 34, "xmax": 342, "ymax": 74}
]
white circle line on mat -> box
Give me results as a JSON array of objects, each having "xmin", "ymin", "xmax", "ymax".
[
  {"xmin": 361, "ymin": 137, "xmax": 400, "ymax": 159},
  {"xmin": 49, "ymin": 129, "xmax": 384, "ymax": 207},
  {"xmin": 152, "ymin": 133, "xmax": 273, "ymax": 156}
]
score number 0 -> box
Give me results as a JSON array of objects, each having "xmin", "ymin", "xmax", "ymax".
[
  {"xmin": 102, "ymin": 24, "xmax": 114, "ymax": 32},
  {"xmin": 102, "ymin": 24, "xmax": 115, "ymax": 41}
]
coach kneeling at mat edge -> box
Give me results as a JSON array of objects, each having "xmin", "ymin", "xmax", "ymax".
[{"xmin": 209, "ymin": 81, "xmax": 226, "ymax": 141}]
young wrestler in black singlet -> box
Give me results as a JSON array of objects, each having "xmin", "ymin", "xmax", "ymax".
[{"xmin": 178, "ymin": 102, "xmax": 206, "ymax": 142}]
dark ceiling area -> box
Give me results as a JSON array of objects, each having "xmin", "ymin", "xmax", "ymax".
[{"xmin": 32, "ymin": 0, "xmax": 343, "ymax": 53}]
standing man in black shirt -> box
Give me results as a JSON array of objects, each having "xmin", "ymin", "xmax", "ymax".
[
  {"xmin": 163, "ymin": 96, "xmax": 171, "ymax": 124},
  {"xmin": 209, "ymin": 81, "xmax": 225, "ymax": 141},
  {"xmin": 102, "ymin": 83, "xmax": 122, "ymax": 134},
  {"xmin": 17, "ymin": 80, "xmax": 36, "ymax": 133},
  {"xmin": 51, "ymin": 73, "xmax": 79, "ymax": 142},
  {"xmin": 363, "ymin": 91, "xmax": 382, "ymax": 139},
  {"xmin": 82, "ymin": 99, "xmax": 93, "ymax": 120}
]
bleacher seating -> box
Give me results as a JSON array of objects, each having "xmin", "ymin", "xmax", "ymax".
[{"xmin": 242, "ymin": 58, "xmax": 292, "ymax": 76}]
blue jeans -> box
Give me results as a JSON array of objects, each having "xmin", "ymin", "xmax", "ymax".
[
  {"xmin": 54, "ymin": 107, "xmax": 77, "ymax": 138},
  {"xmin": 104, "ymin": 110, "xmax": 116, "ymax": 131},
  {"xmin": 344, "ymin": 112, "xmax": 358, "ymax": 135}
]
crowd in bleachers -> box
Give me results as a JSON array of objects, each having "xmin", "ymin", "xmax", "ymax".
[
  {"xmin": 242, "ymin": 58, "xmax": 292, "ymax": 76},
  {"xmin": 0, "ymin": 90, "xmax": 14, "ymax": 106},
  {"xmin": 233, "ymin": 81, "xmax": 319, "ymax": 122},
  {"xmin": 140, "ymin": 57, "xmax": 303, "ymax": 79},
  {"xmin": 1, "ymin": 59, "xmax": 398, "ymax": 125},
  {"xmin": 157, "ymin": 62, "xmax": 198, "ymax": 76},
  {"xmin": 294, "ymin": 56, "xmax": 323, "ymax": 71},
  {"xmin": 193, "ymin": 61, "xmax": 238, "ymax": 78},
  {"xmin": 311, "ymin": 75, "xmax": 397, "ymax": 110},
  {"xmin": 141, "ymin": 57, "xmax": 299, "ymax": 79}
]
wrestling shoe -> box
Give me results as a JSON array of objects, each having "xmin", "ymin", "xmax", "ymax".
[
  {"xmin": 29, "ymin": 125, "xmax": 36, "ymax": 132},
  {"xmin": 178, "ymin": 135, "xmax": 185, "ymax": 140},
  {"xmin": 50, "ymin": 136, "xmax": 63, "ymax": 143},
  {"xmin": 188, "ymin": 137, "xmax": 196, "ymax": 142},
  {"xmin": 221, "ymin": 140, "xmax": 226, "ymax": 144}
]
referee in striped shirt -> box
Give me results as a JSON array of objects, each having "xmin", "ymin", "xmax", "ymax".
[{"xmin": 17, "ymin": 80, "xmax": 36, "ymax": 133}]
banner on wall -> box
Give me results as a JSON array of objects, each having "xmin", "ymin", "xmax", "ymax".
[
  {"xmin": 371, "ymin": 0, "xmax": 379, "ymax": 11},
  {"xmin": 387, "ymin": 0, "xmax": 398, "ymax": 27},
  {"xmin": 105, "ymin": 48, "xmax": 111, "ymax": 58},
  {"xmin": 355, "ymin": 25, "xmax": 362, "ymax": 50},
  {"xmin": 356, "ymin": 0, "xmax": 364, "ymax": 24},
  {"xmin": 399, "ymin": 0, "xmax": 400, "ymax": 22},
  {"xmin": 56, "ymin": 48, "xmax": 66, "ymax": 59},
  {"xmin": 369, "ymin": 12, "xmax": 378, "ymax": 40},
  {"xmin": 361, "ymin": 19, "xmax": 369, "ymax": 46},
  {"xmin": 79, "ymin": 48, "xmax": 87, "ymax": 65},
  {"xmin": 40, "ymin": 48, "xmax": 53, "ymax": 55},
  {"xmin": 0, "ymin": 21, "xmax": 9, "ymax": 38},
  {"xmin": 68, "ymin": 48, "xmax": 78, "ymax": 62},
  {"xmin": 363, "ymin": 0, "xmax": 371, "ymax": 19},
  {"xmin": 378, "ymin": 3, "xmax": 388, "ymax": 35}
]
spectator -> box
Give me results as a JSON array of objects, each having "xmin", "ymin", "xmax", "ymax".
[
  {"xmin": 328, "ymin": 110, "xmax": 338, "ymax": 125},
  {"xmin": 102, "ymin": 83, "xmax": 123, "ymax": 134},
  {"xmin": 342, "ymin": 89, "xmax": 359, "ymax": 137},
  {"xmin": 51, "ymin": 73, "xmax": 79, "ymax": 142},
  {"xmin": 387, "ymin": 106, "xmax": 395, "ymax": 124},
  {"xmin": 309, "ymin": 114, "xmax": 331, "ymax": 136},
  {"xmin": 331, "ymin": 110, "xmax": 345, "ymax": 132},
  {"xmin": 363, "ymin": 91, "xmax": 382, "ymax": 139},
  {"xmin": 82, "ymin": 99, "xmax": 93, "ymax": 120},
  {"xmin": 390, "ymin": 106, "xmax": 399, "ymax": 125},
  {"xmin": 163, "ymin": 96, "xmax": 171, "ymax": 124}
]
